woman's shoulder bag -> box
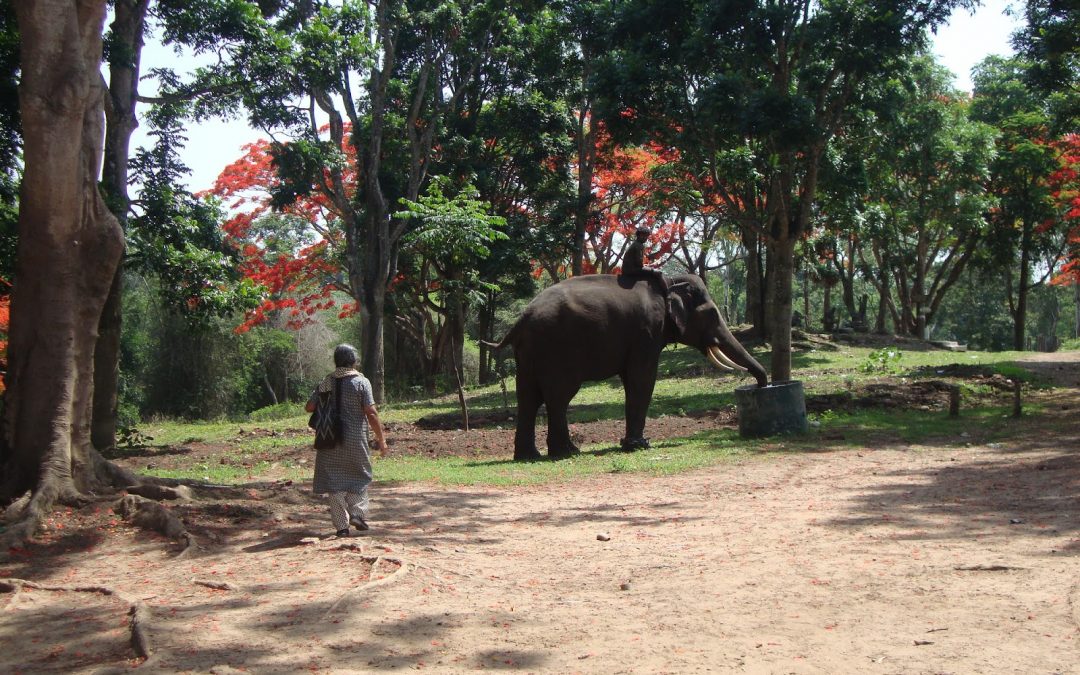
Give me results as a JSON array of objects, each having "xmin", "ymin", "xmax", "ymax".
[{"xmin": 309, "ymin": 376, "xmax": 344, "ymax": 449}]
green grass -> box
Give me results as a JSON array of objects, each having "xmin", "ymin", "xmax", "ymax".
[
  {"xmin": 146, "ymin": 460, "xmax": 279, "ymax": 484},
  {"xmin": 798, "ymin": 404, "xmax": 1029, "ymax": 449},
  {"xmin": 132, "ymin": 343, "xmax": 1062, "ymax": 486},
  {"xmin": 374, "ymin": 429, "xmax": 753, "ymax": 486}
]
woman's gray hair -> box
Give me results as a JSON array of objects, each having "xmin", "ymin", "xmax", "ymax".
[{"xmin": 334, "ymin": 344, "xmax": 359, "ymax": 368}]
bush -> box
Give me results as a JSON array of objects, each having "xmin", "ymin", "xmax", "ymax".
[
  {"xmin": 860, "ymin": 347, "xmax": 903, "ymax": 374},
  {"xmin": 248, "ymin": 402, "xmax": 305, "ymax": 423}
]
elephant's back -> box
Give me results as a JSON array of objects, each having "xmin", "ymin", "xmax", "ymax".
[
  {"xmin": 512, "ymin": 275, "xmax": 662, "ymax": 377},
  {"xmin": 523, "ymin": 275, "xmax": 646, "ymax": 323}
]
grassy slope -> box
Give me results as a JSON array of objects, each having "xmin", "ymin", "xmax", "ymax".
[{"xmin": 134, "ymin": 344, "xmax": 1043, "ymax": 486}]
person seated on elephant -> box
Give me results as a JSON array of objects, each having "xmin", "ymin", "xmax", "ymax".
[{"xmin": 621, "ymin": 226, "xmax": 667, "ymax": 293}]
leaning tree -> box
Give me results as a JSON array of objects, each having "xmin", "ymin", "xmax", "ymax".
[{"xmin": 0, "ymin": 0, "xmax": 132, "ymax": 539}]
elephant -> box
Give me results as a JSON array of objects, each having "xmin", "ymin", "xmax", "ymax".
[{"xmin": 486, "ymin": 273, "xmax": 769, "ymax": 461}]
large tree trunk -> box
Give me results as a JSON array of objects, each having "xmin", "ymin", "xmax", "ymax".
[
  {"xmin": 478, "ymin": 292, "xmax": 496, "ymax": 384},
  {"xmin": 1074, "ymin": 284, "xmax": 1079, "ymax": 340},
  {"xmin": 822, "ymin": 282, "xmax": 833, "ymax": 331},
  {"xmin": 571, "ymin": 102, "xmax": 596, "ymax": 277},
  {"xmin": 875, "ymin": 259, "xmax": 891, "ymax": 334},
  {"xmin": 92, "ymin": 0, "xmax": 149, "ymax": 451},
  {"xmin": 361, "ymin": 281, "xmax": 387, "ymax": 404},
  {"xmin": 740, "ymin": 225, "xmax": 765, "ymax": 336},
  {"xmin": 766, "ymin": 236, "xmax": 796, "ymax": 382},
  {"xmin": 1012, "ymin": 220, "xmax": 1033, "ymax": 351},
  {"xmin": 2, "ymin": 0, "xmax": 128, "ymax": 533}
]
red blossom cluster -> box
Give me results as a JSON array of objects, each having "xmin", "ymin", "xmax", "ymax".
[
  {"xmin": 585, "ymin": 125, "xmax": 685, "ymax": 273},
  {"xmin": 1050, "ymin": 133, "xmax": 1080, "ymax": 286},
  {"xmin": 210, "ymin": 129, "xmax": 360, "ymax": 333},
  {"xmin": 0, "ymin": 280, "xmax": 8, "ymax": 394}
]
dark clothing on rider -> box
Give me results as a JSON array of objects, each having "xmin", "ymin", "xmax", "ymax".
[
  {"xmin": 623, "ymin": 238, "xmax": 646, "ymax": 274},
  {"xmin": 621, "ymin": 231, "xmax": 667, "ymax": 294}
]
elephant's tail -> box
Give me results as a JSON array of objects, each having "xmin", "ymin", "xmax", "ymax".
[{"xmin": 479, "ymin": 320, "xmax": 521, "ymax": 351}]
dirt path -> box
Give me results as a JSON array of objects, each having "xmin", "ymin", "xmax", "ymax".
[{"xmin": 2, "ymin": 355, "xmax": 1079, "ymax": 673}]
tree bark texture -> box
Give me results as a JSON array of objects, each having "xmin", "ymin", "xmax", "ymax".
[
  {"xmin": 740, "ymin": 225, "xmax": 765, "ymax": 336},
  {"xmin": 571, "ymin": 98, "xmax": 596, "ymax": 277},
  {"xmin": 92, "ymin": 0, "xmax": 149, "ymax": 451},
  {"xmin": 2, "ymin": 0, "xmax": 126, "ymax": 518},
  {"xmin": 1012, "ymin": 219, "xmax": 1033, "ymax": 351},
  {"xmin": 767, "ymin": 236, "xmax": 796, "ymax": 382}
]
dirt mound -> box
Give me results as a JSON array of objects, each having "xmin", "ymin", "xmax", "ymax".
[
  {"xmin": 807, "ymin": 380, "xmax": 958, "ymax": 413},
  {"xmin": 415, "ymin": 409, "xmax": 515, "ymax": 430}
]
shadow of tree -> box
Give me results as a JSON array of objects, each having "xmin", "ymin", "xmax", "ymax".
[{"xmin": 816, "ymin": 398, "xmax": 1080, "ymax": 555}]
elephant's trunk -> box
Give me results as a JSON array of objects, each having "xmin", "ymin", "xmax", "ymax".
[{"xmin": 710, "ymin": 318, "xmax": 769, "ymax": 388}]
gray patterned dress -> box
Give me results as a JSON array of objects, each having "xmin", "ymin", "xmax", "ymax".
[{"xmin": 309, "ymin": 369, "xmax": 374, "ymax": 496}]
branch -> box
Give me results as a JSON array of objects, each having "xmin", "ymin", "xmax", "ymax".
[{"xmin": 135, "ymin": 81, "xmax": 239, "ymax": 106}]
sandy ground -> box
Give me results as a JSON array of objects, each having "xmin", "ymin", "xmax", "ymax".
[{"xmin": 1, "ymin": 352, "xmax": 1078, "ymax": 673}]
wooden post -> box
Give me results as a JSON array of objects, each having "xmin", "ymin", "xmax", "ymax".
[
  {"xmin": 948, "ymin": 384, "xmax": 960, "ymax": 418},
  {"xmin": 1011, "ymin": 379, "xmax": 1022, "ymax": 418}
]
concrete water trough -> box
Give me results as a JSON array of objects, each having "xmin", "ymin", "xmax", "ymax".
[{"xmin": 734, "ymin": 380, "xmax": 809, "ymax": 438}]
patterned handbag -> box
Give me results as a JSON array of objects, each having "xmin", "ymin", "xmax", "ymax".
[{"xmin": 309, "ymin": 376, "xmax": 343, "ymax": 450}]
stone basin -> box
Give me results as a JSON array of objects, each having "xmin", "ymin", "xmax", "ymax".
[{"xmin": 734, "ymin": 380, "xmax": 809, "ymax": 438}]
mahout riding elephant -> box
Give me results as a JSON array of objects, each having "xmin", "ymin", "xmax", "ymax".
[{"xmin": 486, "ymin": 273, "xmax": 768, "ymax": 461}]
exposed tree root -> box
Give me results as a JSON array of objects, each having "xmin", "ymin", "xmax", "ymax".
[
  {"xmin": 0, "ymin": 577, "xmax": 153, "ymax": 659},
  {"xmin": 322, "ymin": 555, "xmax": 409, "ymax": 620},
  {"xmin": 193, "ymin": 578, "xmax": 236, "ymax": 591},
  {"xmin": 125, "ymin": 483, "xmax": 193, "ymax": 501},
  {"xmin": 0, "ymin": 490, "xmax": 51, "ymax": 551},
  {"xmin": 116, "ymin": 494, "xmax": 198, "ymax": 558}
]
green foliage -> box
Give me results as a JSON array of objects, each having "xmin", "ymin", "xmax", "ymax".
[
  {"xmin": 248, "ymin": 402, "xmax": 304, "ymax": 422},
  {"xmin": 120, "ymin": 277, "xmax": 315, "ymax": 421},
  {"xmin": 0, "ymin": 3, "xmax": 19, "ymax": 281},
  {"xmin": 128, "ymin": 104, "xmax": 262, "ymax": 321},
  {"xmin": 397, "ymin": 176, "xmax": 509, "ymax": 299},
  {"xmin": 1011, "ymin": 0, "xmax": 1080, "ymax": 121},
  {"xmin": 116, "ymin": 424, "xmax": 154, "ymax": 451},
  {"xmin": 860, "ymin": 347, "xmax": 903, "ymax": 374}
]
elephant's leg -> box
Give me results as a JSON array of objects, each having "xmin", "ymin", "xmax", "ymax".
[
  {"xmin": 514, "ymin": 374, "xmax": 543, "ymax": 462},
  {"xmin": 620, "ymin": 359, "xmax": 659, "ymax": 451},
  {"xmin": 543, "ymin": 384, "xmax": 581, "ymax": 459}
]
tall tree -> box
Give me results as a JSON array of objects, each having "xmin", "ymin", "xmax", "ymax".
[
  {"xmin": 971, "ymin": 56, "xmax": 1069, "ymax": 349},
  {"xmin": 596, "ymin": 0, "xmax": 970, "ymax": 382},
  {"xmin": 204, "ymin": 1, "xmax": 549, "ymax": 402},
  {"xmin": 93, "ymin": 0, "xmax": 150, "ymax": 452},
  {"xmin": 394, "ymin": 177, "xmax": 507, "ymax": 394},
  {"xmin": 2, "ymin": 0, "xmax": 129, "ymax": 539},
  {"xmin": 859, "ymin": 57, "xmax": 996, "ymax": 337},
  {"xmin": 1012, "ymin": 0, "xmax": 1079, "ymax": 119}
]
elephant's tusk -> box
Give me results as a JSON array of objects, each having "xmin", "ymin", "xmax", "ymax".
[
  {"xmin": 707, "ymin": 347, "xmax": 735, "ymax": 372},
  {"xmin": 710, "ymin": 345, "xmax": 748, "ymax": 372}
]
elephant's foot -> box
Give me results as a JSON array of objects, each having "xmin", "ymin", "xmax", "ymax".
[
  {"xmin": 514, "ymin": 445, "xmax": 544, "ymax": 462},
  {"xmin": 548, "ymin": 442, "xmax": 580, "ymax": 460},
  {"xmin": 619, "ymin": 436, "xmax": 650, "ymax": 452}
]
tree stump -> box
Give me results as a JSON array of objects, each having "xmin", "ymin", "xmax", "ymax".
[
  {"xmin": 735, "ymin": 381, "xmax": 809, "ymax": 438},
  {"xmin": 949, "ymin": 385, "xmax": 961, "ymax": 418}
]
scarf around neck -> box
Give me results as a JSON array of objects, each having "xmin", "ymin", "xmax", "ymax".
[{"xmin": 317, "ymin": 367, "xmax": 361, "ymax": 393}]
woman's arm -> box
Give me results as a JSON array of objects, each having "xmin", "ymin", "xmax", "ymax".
[{"xmin": 364, "ymin": 404, "xmax": 388, "ymax": 458}]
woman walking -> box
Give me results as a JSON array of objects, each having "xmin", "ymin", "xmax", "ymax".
[{"xmin": 305, "ymin": 344, "xmax": 387, "ymax": 537}]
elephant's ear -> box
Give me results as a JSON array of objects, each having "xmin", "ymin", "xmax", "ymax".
[{"xmin": 666, "ymin": 292, "xmax": 688, "ymax": 337}]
